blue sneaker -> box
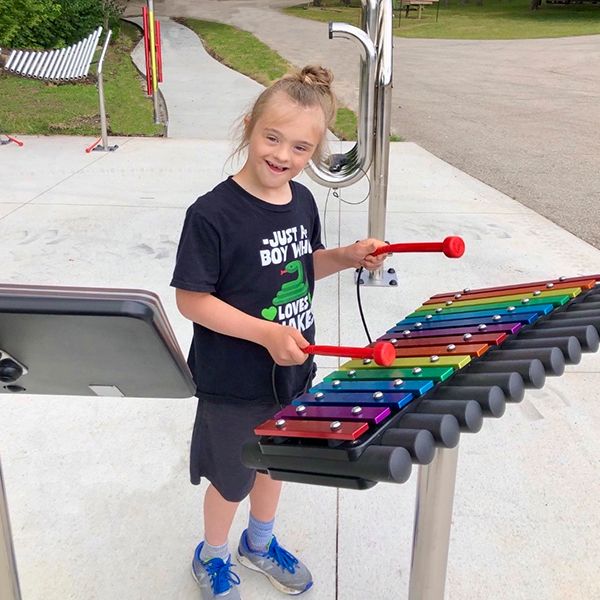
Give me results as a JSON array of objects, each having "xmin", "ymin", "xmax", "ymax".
[
  {"xmin": 237, "ymin": 530, "xmax": 313, "ymax": 595},
  {"xmin": 191, "ymin": 542, "xmax": 241, "ymax": 599}
]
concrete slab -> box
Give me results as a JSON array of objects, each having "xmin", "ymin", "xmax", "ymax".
[{"xmin": 1, "ymin": 136, "xmax": 600, "ymax": 600}]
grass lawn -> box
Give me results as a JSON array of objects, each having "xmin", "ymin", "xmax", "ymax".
[
  {"xmin": 0, "ymin": 21, "xmax": 162, "ymax": 136},
  {"xmin": 182, "ymin": 18, "xmax": 358, "ymax": 140},
  {"xmin": 285, "ymin": 0, "xmax": 600, "ymax": 39}
]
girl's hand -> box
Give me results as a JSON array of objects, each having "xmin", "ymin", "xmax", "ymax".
[
  {"xmin": 262, "ymin": 323, "xmax": 310, "ymax": 366},
  {"xmin": 345, "ymin": 238, "xmax": 389, "ymax": 270}
]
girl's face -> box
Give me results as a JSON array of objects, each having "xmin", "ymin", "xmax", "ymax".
[{"xmin": 242, "ymin": 92, "xmax": 325, "ymax": 199}]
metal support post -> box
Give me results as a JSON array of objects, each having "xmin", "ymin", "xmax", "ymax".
[
  {"xmin": 1, "ymin": 456, "xmax": 22, "ymax": 600},
  {"xmin": 94, "ymin": 30, "xmax": 118, "ymax": 152},
  {"xmin": 408, "ymin": 445, "xmax": 460, "ymax": 600}
]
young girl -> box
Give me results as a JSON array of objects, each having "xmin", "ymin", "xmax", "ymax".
[{"xmin": 171, "ymin": 65, "xmax": 387, "ymax": 599}]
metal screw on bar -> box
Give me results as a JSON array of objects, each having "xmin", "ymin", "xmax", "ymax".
[
  {"xmin": 454, "ymin": 293, "xmax": 462, "ymax": 299},
  {"xmin": 546, "ymin": 282, "xmax": 554, "ymax": 288},
  {"xmin": 332, "ymin": 380, "xmax": 341, "ymax": 387},
  {"xmin": 492, "ymin": 315, "xmax": 502, "ymax": 321},
  {"xmin": 393, "ymin": 379, "xmax": 403, "ymax": 387},
  {"xmin": 507, "ymin": 306, "xmax": 516, "ymax": 312},
  {"xmin": 445, "ymin": 301, "xmax": 453, "ymax": 306},
  {"xmin": 330, "ymin": 421, "xmax": 342, "ymax": 431},
  {"xmin": 533, "ymin": 290, "xmax": 541, "ymax": 296},
  {"xmin": 464, "ymin": 287, "xmax": 471, "ymax": 292},
  {"xmin": 436, "ymin": 308, "xmax": 443, "ymax": 313},
  {"xmin": 373, "ymin": 391, "xmax": 384, "ymax": 400},
  {"xmin": 463, "ymin": 333, "xmax": 472, "ymax": 340},
  {"xmin": 275, "ymin": 419, "xmax": 286, "ymax": 429},
  {"xmin": 430, "ymin": 355, "xmax": 440, "ymax": 363},
  {"xmin": 348, "ymin": 370, "xmax": 357, "ymax": 377},
  {"xmin": 363, "ymin": 358, "xmax": 372, "ymax": 365},
  {"xmin": 351, "ymin": 406, "xmax": 363, "ymax": 415},
  {"xmin": 415, "ymin": 323, "xmax": 423, "ymax": 329},
  {"xmin": 447, "ymin": 344, "xmax": 456, "ymax": 351},
  {"xmin": 295, "ymin": 405, "xmax": 307, "ymax": 415},
  {"xmin": 315, "ymin": 392, "xmax": 325, "ymax": 400},
  {"xmin": 426, "ymin": 314, "xmax": 433, "ymax": 320},
  {"xmin": 522, "ymin": 298, "xmax": 530, "ymax": 304},
  {"xmin": 478, "ymin": 324, "xmax": 487, "ymax": 331},
  {"xmin": 403, "ymin": 330, "xmax": 411, "ymax": 336},
  {"xmin": 412, "ymin": 367, "xmax": 422, "ymax": 374},
  {"xmin": 389, "ymin": 338, "xmax": 397, "ymax": 344}
]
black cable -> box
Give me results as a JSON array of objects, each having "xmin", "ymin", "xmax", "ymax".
[
  {"xmin": 355, "ymin": 266, "xmax": 372, "ymax": 344},
  {"xmin": 331, "ymin": 168, "xmax": 371, "ymax": 206},
  {"xmin": 323, "ymin": 187, "xmax": 331, "ymax": 247}
]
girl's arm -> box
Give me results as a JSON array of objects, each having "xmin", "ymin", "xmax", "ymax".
[
  {"xmin": 313, "ymin": 238, "xmax": 388, "ymax": 280},
  {"xmin": 175, "ymin": 289, "xmax": 309, "ymax": 366}
]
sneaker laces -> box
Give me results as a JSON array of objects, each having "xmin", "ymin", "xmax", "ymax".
[
  {"xmin": 204, "ymin": 556, "xmax": 241, "ymax": 595},
  {"xmin": 266, "ymin": 536, "xmax": 299, "ymax": 574}
]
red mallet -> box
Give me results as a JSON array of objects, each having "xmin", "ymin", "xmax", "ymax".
[
  {"xmin": 372, "ymin": 236, "xmax": 465, "ymax": 259},
  {"xmin": 303, "ymin": 341, "xmax": 396, "ymax": 367}
]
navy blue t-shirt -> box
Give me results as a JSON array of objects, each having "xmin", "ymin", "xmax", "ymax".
[{"xmin": 171, "ymin": 177, "xmax": 324, "ymax": 402}]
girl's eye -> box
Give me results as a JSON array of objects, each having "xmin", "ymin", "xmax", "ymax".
[
  {"xmin": 295, "ymin": 146, "xmax": 307, "ymax": 153},
  {"xmin": 266, "ymin": 135, "xmax": 278, "ymax": 143}
]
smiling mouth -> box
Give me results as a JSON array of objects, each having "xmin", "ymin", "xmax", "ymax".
[{"xmin": 266, "ymin": 160, "xmax": 287, "ymax": 173}]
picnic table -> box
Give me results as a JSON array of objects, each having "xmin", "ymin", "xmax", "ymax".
[{"xmin": 394, "ymin": 0, "xmax": 440, "ymax": 20}]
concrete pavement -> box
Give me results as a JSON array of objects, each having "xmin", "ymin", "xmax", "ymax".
[{"xmin": 1, "ymin": 8, "xmax": 600, "ymax": 600}]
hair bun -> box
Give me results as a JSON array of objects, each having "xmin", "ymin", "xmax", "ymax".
[{"xmin": 299, "ymin": 65, "xmax": 334, "ymax": 89}]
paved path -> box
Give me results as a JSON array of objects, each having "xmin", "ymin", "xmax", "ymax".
[
  {"xmin": 127, "ymin": 16, "xmax": 262, "ymax": 138},
  {"xmin": 125, "ymin": 0, "xmax": 600, "ymax": 250}
]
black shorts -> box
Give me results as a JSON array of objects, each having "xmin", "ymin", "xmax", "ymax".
[{"xmin": 190, "ymin": 395, "xmax": 281, "ymax": 502}]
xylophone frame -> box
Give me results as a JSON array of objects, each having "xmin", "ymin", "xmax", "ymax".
[
  {"xmin": 0, "ymin": 285, "xmax": 195, "ymax": 600},
  {"xmin": 248, "ymin": 276, "xmax": 600, "ymax": 600},
  {"xmin": 409, "ymin": 446, "xmax": 459, "ymax": 599}
]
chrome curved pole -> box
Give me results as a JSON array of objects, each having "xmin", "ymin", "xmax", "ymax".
[
  {"xmin": 304, "ymin": 21, "xmax": 376, "ymax": 188},
  {"xmin": 368, "ymin": 0, "xmax": 393, "ymax": 261}
]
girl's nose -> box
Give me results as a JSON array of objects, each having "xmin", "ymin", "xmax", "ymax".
[{"xmin": 274, "ymin": 145, "xmax": 291, "ymax": 163}]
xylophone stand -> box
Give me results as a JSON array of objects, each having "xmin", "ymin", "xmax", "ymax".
[
  {"xmin": 0, "ymin": 285, "xmax": 196, "ymax": 600},
  {"xmin": 1, "ymin": 458, "xmax": 21, "ymax": 600},
  {"xmin": 408, "ymin": 446, "xmax": 460, "ymax": 600}
]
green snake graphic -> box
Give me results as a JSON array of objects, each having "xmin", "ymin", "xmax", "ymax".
[
  {"xmin": 261, "ymin": 260, "xmax": 311, "ymax": 321},
  {"xmin": 273, "ymin": 260, "xmax": 309, "ymax": 305}
]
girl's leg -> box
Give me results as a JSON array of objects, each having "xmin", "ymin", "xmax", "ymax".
[
  {"xmin": 243, "ymin": 473, "xmax": 282, "ymax": 552},
  {"xmin": 239, "ymin": 474, "xmax": 313, "ymax": 594},
  {"xmin": 204, "ymin": 483, "xmax": 240, "ymax": 546},
  {"xmin": 248, "ymin": 472, "xmax": 282, "ymax": 521}
]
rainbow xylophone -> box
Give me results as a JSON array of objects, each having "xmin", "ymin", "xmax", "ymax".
[
  {"xmin": 243, "ymin": 273, "xmax": 600, "ymax": 486},
  {"xmin": 243, "ymin": 273, "xmax": 600, "ymax": 600}
]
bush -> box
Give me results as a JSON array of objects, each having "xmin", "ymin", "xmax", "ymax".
[
  {"xmin": 0, "ymin": 0, "xmax": 124, "ymax": 49},
  {"xmin": 0, "ymin": 0, "xmax": 62, "ymax": 48}
]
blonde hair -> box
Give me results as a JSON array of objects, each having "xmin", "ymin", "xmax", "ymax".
[{"xmin": 232, "ymin": 65, "xmax": 337, "ymax": 165}]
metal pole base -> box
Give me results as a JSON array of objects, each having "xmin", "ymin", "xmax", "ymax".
[
  {"xmin": 408, "ymin": 445, "xmax": 460, "ymax": 600},
  {"xmin": 92, "ymin": 144, "xmax": 119, "ymax": 152},
  {"xmin": 1, "ymin": 457, "xmax": 22, "ymax": 600},
  {"xmin": 354, "ymin": 266, "xmax": 398, "ymax": 287}
]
